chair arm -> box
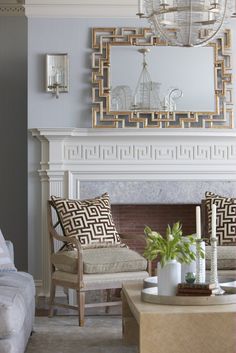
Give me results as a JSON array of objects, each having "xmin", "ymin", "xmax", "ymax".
[
  {"xmin": 51, "ymin": 231, "xmax": 82, "ymax": 250},
  {"xmin": 49, "ymin": 227, "xmax": 84, "ymax": 285}
]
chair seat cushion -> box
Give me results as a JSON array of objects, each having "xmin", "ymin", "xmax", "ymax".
[
  {"xmin": 205, "ymin": 246, "xmax": 236, "ymax": 270},
  {"xmin": 51, "ymin": 247, "xmax": 147, "ymax": 274}
]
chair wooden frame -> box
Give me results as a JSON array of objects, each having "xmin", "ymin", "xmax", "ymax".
[{"xmin": 48, "ymin": 200, "xmax": 149, "ymax": 326}]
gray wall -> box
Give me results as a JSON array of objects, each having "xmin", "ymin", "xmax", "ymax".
[
  {"xmin": 0, "ymin": 16, "xmax": 27, "ymax": 271},
  {"xmin": 27, "ymin": 17, "xmax": 234, "ymax": 279}
]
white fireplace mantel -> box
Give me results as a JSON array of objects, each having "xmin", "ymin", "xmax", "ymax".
[
  {"xmin": 31, "ymin": 128, "xmax": 236, "ymax": 180},
  {"xmin": 30, "ymin": 127, "xmax": 236, "ymax": 296}
]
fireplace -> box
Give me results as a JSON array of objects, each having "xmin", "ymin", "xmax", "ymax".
[{"xmin": 30, "ymin": 127, "xmax": 236, "ymax": 296}]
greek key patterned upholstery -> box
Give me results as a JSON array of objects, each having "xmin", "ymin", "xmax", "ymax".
[
  {"xmin": 51, "ymin": 193, "xmax": 121, "ymax": 247},
  {"xmin": 205, "ymin": 191, "xmax": 236, "ymax": 245}
]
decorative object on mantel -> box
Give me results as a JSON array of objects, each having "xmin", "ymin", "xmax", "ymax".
[
  {"xmin": 92, "ymin": 27, "xmax": 233, "ymax": 128},
  {"xmin": 144, "ymin": 222, "xmax": 199, "ymax": 296},
  {"xmin": 46, "ymin": 53, "xmax": 69, "ymax": 99},
  {"xmin": 137, "ymin": 0, "xmax": 233, "ymax": 47},
  {"xmin": 210, "ymin": 204, "xmax": 225, "ymax": 295}
]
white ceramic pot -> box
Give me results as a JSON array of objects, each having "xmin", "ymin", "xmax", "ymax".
[{"xmin": 157, "ymin": 260, "xmax": 181, "ymax": 296}]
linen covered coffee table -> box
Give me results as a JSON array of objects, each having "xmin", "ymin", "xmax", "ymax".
[{"xmin": 122, "ymin": 283, "xmax": 236, "ymax": 353}]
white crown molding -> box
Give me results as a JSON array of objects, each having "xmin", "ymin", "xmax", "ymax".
[
  {"xmin": 0, "ymin": 4, "xmax": 25, "ymax": 16},
  {"xmin": 22, "ymin": 0, "xmax": 137, "ymax": 18}
]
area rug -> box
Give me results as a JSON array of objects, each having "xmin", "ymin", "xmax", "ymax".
[{"xmin": 26, "ymin": 316, "xmax": 138, "ymax": 353}]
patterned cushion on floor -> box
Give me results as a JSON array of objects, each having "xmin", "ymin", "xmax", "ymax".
[
  {"xmin": 51, "ymin": 193, "xmax": 121, "ymax": 247},
  {"xmin": 51, "ymin": 247, "xmax": 147, "ymax": 274},
  {"xmin": 205, "ymin": 246, "xmax": 236, "ymax": 270},
  {"xmin": 205, "ymin": 191, "xmax": 236, "ymax": 245}
]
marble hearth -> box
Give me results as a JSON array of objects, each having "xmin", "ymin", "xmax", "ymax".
[{"xmin": 31, "ymin": 128, "xmax": 236, "ymax": 296}]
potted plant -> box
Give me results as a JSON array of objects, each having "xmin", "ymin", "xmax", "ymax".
[{"xmin": 143, "ymin": 222, "xmax": 203, "ymax": 296}]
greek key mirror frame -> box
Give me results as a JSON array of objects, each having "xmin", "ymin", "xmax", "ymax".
[{"xmin": 92, "ymin": 27, "xmax": 233, "ymax": 129}]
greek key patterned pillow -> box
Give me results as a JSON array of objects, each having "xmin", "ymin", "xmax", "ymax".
[
  {"xmin": 205, "ymin": 191, "xmax": 236, "ymax": 245},
  {"xmin": 51, "ymin": 193, "xmax": 121, "ymax": 247}
]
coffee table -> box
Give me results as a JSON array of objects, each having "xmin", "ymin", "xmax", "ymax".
[{"xmin": 122, "ymin": 282, "xmax": 236, "ymax": 353}]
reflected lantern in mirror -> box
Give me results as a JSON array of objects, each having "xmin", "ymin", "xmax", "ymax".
[{"xmin": 138, "ymin": 0, "xmax": 230, "ymax": 47}]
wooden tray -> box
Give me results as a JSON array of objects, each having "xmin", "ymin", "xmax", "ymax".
[{"xmin": 141, "ymin": 287, "xmax": 236, "ymax": 306}]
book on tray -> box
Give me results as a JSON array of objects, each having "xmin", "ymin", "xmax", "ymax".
[{"xmin": 176, "ymin": 283, "xmax": 216, "ymax": 296}]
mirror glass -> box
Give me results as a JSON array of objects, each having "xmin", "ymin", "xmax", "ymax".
[{"xmin": 110, "ymin": 46, "xmax": 215, "ymax": 112}]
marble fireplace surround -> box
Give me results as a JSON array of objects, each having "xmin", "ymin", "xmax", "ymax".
[{"xmin": 31, "ymin": 128, "xmax": 236, "ymax": 296}]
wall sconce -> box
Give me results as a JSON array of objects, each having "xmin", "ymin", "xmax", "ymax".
[{"xmin": 46, "ymin": 53, "xmax": 69, "ymax": 99}]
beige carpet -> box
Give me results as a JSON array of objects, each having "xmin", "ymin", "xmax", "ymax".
[{"xmin": 26, "ymin": 316, "xmax": 138, "ymax": 353}]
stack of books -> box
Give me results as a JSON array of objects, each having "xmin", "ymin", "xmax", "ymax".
[{"xmin": 176, "ymin": 283, "xmax": 216, "ymax": 296}]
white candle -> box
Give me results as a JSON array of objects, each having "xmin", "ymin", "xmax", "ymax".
[
  {"xmin": 55, "ymin": 73, "xmax": 61, "ymax": 84},
  {"xmin": 211, "ymin": 204, "xmax": 217, "ymax": 239},
  {"xmin": 138, "ymin": 0, "xmax": 144, "ymax": 14},
  {"xmin": 196, "ymin": 206, "xmax": 201, "ymax": 239}
]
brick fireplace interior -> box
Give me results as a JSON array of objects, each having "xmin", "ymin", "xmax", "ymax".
[{"xmin": 111, "ymin": 203, "xmax": 199, "ymax": 272}]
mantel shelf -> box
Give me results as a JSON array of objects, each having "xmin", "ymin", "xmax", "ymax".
[{"xmin": 30, "ymin": 127, "xmax": 236, "ymax": 139}]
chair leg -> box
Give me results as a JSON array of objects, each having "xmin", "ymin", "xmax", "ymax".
[
  {"xmin": 77, "ymin": 290, "xmax": 85, "ymax": 326},
  {"xmin": 48, "ymin": 281, "xmax": 56, "ymax": 318},
  {"xmin": 105, "ymin": 289, "xmax": 112, "ymax": 314}
]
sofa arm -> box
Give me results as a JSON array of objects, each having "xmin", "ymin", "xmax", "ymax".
[{"xmin": 5, "ymin": 240, "xmax": 14, "ymax": 263}]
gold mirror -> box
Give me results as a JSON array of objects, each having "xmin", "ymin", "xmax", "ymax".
[{"xmin": 92, "ymin": 28, "xmax": 233, "ymax": 129}]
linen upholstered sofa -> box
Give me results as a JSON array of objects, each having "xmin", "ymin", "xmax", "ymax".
[{"xmin": 0, "ymin": 232, "xmax": 35, "ymax": 353}]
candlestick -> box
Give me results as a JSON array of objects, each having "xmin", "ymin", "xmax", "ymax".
[
  {"xmin": 195, "ymin": 239, "xmax": 205, "ymax": 284},
  {"xmin": 196, "ymin": 206, "xmax": 201, "ymax": 239},
  {"xmin": 210, "ymin": 203, "xmax": 224, "ymax": 295},
  {"xmin": 211, "ymin": 203, "xmax": 217, "ymax": 239}
]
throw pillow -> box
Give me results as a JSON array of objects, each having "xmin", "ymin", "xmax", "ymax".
[
  {"xmin": 51, "ymin": 193, "xmax": 121, "ymax": 247},
  {"xmin": 205, "ymin": 191, "xmax": 236, "ymax": 245},
  {"xmin": 0, "ymin": 229, "xmax": 17, "ymax": 272}
]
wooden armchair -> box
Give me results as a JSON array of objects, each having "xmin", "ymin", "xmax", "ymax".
[{"xmin": 48, "ymin": 200, "xmax": 149, "ymax": 326}]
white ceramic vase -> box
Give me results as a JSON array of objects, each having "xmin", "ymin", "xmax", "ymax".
[{"xmin": 157, "ymin": 260, "xmax": 181, "ymax": 296}]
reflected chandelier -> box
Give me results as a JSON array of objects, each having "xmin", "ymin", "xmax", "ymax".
[{"xmin": 137, "ymin": 0, "xmax": 232, "ymax": 47}]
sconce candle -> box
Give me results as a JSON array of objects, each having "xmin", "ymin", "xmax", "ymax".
[
  {"xmin": 46, "ymin": 53, "xmax": 69, "ymax": 99},
  {"xmin": 138, "ymin": 0, "xmax": 144, "ymax": 14},
  {"xmin": 196, "ymin": 206, "xmax": 201, "ymax": 239}
]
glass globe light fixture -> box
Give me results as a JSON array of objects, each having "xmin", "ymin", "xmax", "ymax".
[{"xmin": 137, "ymin": 0, "xmax": 232, "ymax": 47}]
